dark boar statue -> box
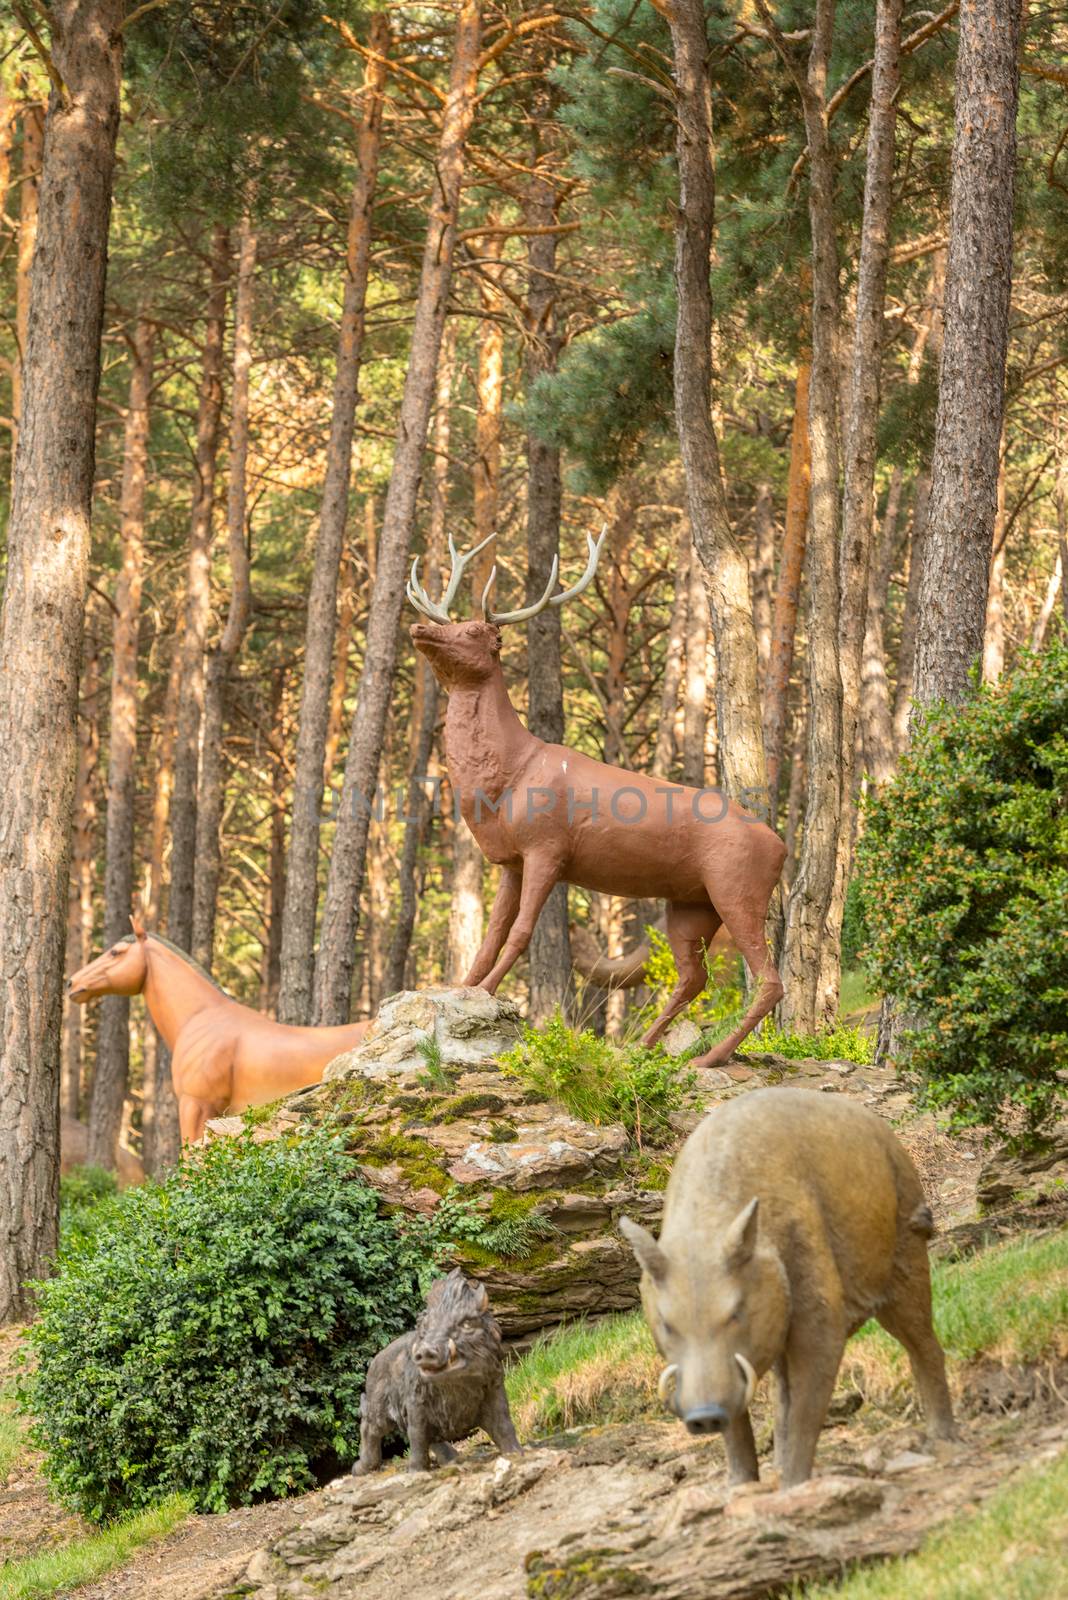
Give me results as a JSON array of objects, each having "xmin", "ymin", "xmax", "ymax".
[
  {"xmin": 353, "ymin": 1269, "xmax": 521, "ymax": 1474},
  {"xmin": 621, "ymin": 1087, "xmax": 957, "ymax": 1489}
]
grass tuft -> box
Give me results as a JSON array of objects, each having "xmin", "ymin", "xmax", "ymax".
[
  {"xmin": 0, "ymin": 1494, "xmax": 191, "ymax": 1600},
  {"xmin": 796, "ymin": 1449, "xmax": 1068, "ymax": 1598}
]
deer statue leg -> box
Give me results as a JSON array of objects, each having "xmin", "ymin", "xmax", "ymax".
[
  {"xmin": 642, "ymin": 902, "xmax": 721, "ymax": 1047},
  {"xmin": 478, "ymin": 854, "xmax": 561, "ymax": 993},
  {"xmin": 463, "ymin": 864, "xmax": 522, "ymax": 987},
  {"xmin": 178, "ymin": 1094, "xmax": 217, "ymax": 1147},
  {"xmin": 689, "ymin": 876, "xmax": 783, "ymax": 1069}
]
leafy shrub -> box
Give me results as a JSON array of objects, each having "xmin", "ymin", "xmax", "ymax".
[
  {"xmin": 59, "ymin": 1164, "xmax": 121, "ymax": 1257},
  {"xmin": 25, "ymin": 1129, "xmax": 437, "ymax": 1520},
  {"xmin": 856, "ymin": 646, "xmax": 1068, "ymax": 1139},
  {"xmin": 742, "ymin": 1017, "xmax": 875, "ymax": 1065},
  {"xmin": 499, "ymin": 1014, "xmax": 691, "ymax": 1145}
]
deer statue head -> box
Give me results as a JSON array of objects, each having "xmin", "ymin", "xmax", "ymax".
[
  {"xmin": 407, "ymin": 526, "xmax": 607, "ymax": 687},
  {"xmin": 68, "ymin": 912, "xmax": 150, "ymax": 1002}
]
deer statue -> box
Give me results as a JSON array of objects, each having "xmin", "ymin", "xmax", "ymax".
[{"xmin": 407, "ymin": 531, "xmax": 786, "ymax": 1068}]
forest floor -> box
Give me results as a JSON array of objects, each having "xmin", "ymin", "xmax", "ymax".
[{"xmin": 3, "ymin": 1054, "xmax": 1067, "ymax": 1600}]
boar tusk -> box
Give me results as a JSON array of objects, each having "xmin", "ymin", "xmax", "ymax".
[
  {"xmin": 657, "ymin": 1364, "xmax": 679, "ymax": 1405},
  {"xmin": 447, "ymin": 1338, "xmax": 457, "ymax": 1364},
  {"xmin": 735, "ymin": 1353, "xmax": 757, "ymax": 1408}
]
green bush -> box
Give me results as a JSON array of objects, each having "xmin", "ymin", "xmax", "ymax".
[
  {"xmin": 499, "ymin": 1014, "xmax": 691, "ymax": 1144},
  {"xmin": 25, "ymin": 1129, "xmax": 437, "ymax": 1521},
  {"xmin": 856, "ymin": 646, "xmax": 1068, "ymax": 1140},
  {"xmin": 58, "ymin": 1164, "xmax": 121, "ymax": 1257}
]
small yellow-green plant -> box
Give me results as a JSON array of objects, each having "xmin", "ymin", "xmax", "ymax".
[
  {"xmin": 742, "ymin": 1017, "xmax": 875, "ymax": 1065},
  {"xmin": 499, "ymin": 1014, "xmax": 692, "ymax": 1144}
]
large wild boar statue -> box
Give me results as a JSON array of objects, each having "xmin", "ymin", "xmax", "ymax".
[
  {"xmin": 353, "ymin": 1270, "xmax": 521, "ymax": 1474},
  {"xmin": 621, "ymin": 1087, "xmax": 957, "ymax": 1488}
]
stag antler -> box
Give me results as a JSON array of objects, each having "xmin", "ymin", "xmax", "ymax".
[
  {"xmin": 407, "ymin": 530, "xmax": 498, "ymax": 622},
  {"xmin": 481, "ymin": 524, "xmax": 608, "ymax": 625}
]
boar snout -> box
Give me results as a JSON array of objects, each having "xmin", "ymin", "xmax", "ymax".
[
  {"xmin": 413, "ymin": 1335, "xmax": 459, "ymax": 1376},
  {"xmin": 684, "ymin": 1403, "xmax": 729, "ymax": 1436}
]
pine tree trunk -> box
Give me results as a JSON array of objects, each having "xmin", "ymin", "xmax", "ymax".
[
  {"xmin": 859, "ymin": 473, "xmax": 904, "ymax": 788},
  {"xmin": 88, "ymin": 318, "xmax": 155, "ymax": 1168},
  {"xmin": 314, "ymin": 0, "xmax": 482, "ymax": 1025},
  {"xmin": 0, "ymin": 0, "xmax": 123, "ymax": 1323},
  {"xmin": 193, "ymin": 217, "xmax": 257, "ymax": 970},
  {"xmin": 681, "ymin": 540, "xmax": 709, "ymax": 786},
  {"xmin": 892, "ymin": 472, "xmax": 930, "ymax": 751},
  {"xmin": 167, "ymin": 222, "xmax": 230, "ymax": 955},
  {"xmin": 751, "ymin": 481, "xmax": 775, "ymax": 699},
  {"xmin": 524, "ymin": 157, "xmax": 573, "ymax": 1021},
  {"xmin": 448, "ymin": 241, "xmax": 503, "ymax": 983},
  {"xmin": 322, "ymin": 541, "xmax": 357, "ymax": 787},
  {"xmin": 63, "ymin": 646, "xmax": 100, "ymax": 1121},
  {"xmin": 11, "ymin": 98, "xmax": 42, "ymax": 456},
  {"xmin": 982, "ymin": 437, "xmax": 1009, "ymax": 684},
  {"xmin": 666, "ymin": 0, "xmax": 766, "ymax": 804},
  {"xmin": 384, "ymin": 326, "xmax": 455, "ymax": 996},
  {"xmin": 773, "ymin": 0, "xmax": 845, "ymax": 1032},
  {"xmin": 652, "ymin": 519, "xmax": 691, "ymax": 780},
  {"xmin": 763, "ymin": 362, "xmax": 810, "ymax": 821},
  {"xmin": 278, "ymin": 17, "xmax": 391, "ymax": 1023},
  {"xmin": 820, "ymin": 0, "xmax": 902, "ymax": 1009},
  {"xmin": 143, "ymin": 627, "xmax": 184, "ymax": 1174},
  {"xmin": 261, "ymin": 667, "xmax": 289, "ymax": 1013},
  {"xmin": 913, "ymin": 0, "xmax": 1022, "ymax": 711},
  {"xmin": 0, "ymin": 78, "xmax": 13, "ymax": 234}
]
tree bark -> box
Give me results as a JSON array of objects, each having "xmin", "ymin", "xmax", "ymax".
[
  {"xmin": 322, "ymin": 541, "xmax": 358, "ymax": 787},
  {"xmin": 0, "ymin": 0, "xmax": 123, "ymax": 1323},
  {"xmin": 892, "ymin": 471, "xmax": 930, "ymax": 751},
  {"xmin": 261, "ymin": 666, "xmax": 289, "ymax": 1013},
  {"xmin": 143, "ymin": 624, "xmax": 184, "ymax": 1175},
  {"xmin": 652, "ymin": 518, "xmax": 691, "ymax": 780},
  {"xmin": 763, "ymin": 362, "xmax": 810, "ymax": 821},
  {"xmin": 665, "ymin": 0, "xmax": 766, "ymax": 804},
  {"xmin": 384, "ymin": 324, "xmax": 456, "ymax": 997},
  {"xmin": 11, "ymin": 97, "xmax": 42, "ymax": 456},
  {"xmin": 278, "ymin": 16, "xmax": 391, "ymax": 1023},
  {"xmin": 751, "ymin": 481, "xmax": 775, "ymax": 699},
  {"xmin": 314, "ymin": 0, "xmax": 482, "ymax": 1025},
  {"xmin": 166, "ymin": 222, "xmax": 231, "ymax": 955},
  {"xmin": 859, "ymin": 473, "xmax": 904, "ymax": 788},
  {"xmin": 913, "ymin": 0, "xmax": 1022, "ymax": 712},
  {"xmin": 820, "ymin": 0, "xmax": 902, "ymax": 1009},
  {"xmin": 447, "ymin": 243, "xmax": 504, "ymax": 983},
  {"xmin": 681, "ymin": 539, "xmax": 709, "ymax": 785},
  {"xmin": 763, "ymin": 0, "xmax": 845, "ymax": 1033},
  {"xmin": 524, "ymin": 154, "xmax": 573, "ymax": 1020},
  {"xmin": 982, "ymin": 436, "xmax": 1009, "ymax": 684},
  {"xmin": 88, "ymin": 318, "xmax": 156, "ymax": 1168},
  {"xmin": 63, "ymin": 644, "xmax": 100, "ymax": 1122},
  {"xmin": 193, "ymin": 217, "xmax": 258, "ymax": 970}
]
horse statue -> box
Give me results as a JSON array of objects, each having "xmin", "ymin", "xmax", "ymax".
[{"xmin": 68, "ymin": 914, "xmax": 370, "ymax": 1146}]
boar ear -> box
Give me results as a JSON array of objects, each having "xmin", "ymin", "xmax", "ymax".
[
  {"xmin": 471, "ymin": 1280, "xmax": 490, "ymax": 1313},
  {"xmin": 724, "ymin": 1198, "xmax": 759, "ymax": 1269},
  {"xmin": 620, "ymin": 1216, "xmax": 668, "ymax": 1282}
]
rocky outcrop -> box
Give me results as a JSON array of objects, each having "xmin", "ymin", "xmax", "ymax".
[
  {"xmin": 232, "ymin": 1409, "xmax": 1068, "ymax": 1600},
  {"xmin": 977, "ymin": 1124, "xmax": 1068, "ymax": 1210},
  {"xmin": 324, "ymin": 988, "xmax": 524, "ymax": 1080}
]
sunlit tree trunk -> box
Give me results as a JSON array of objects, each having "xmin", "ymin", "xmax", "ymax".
[
  {"xmin": 384, "ymin": 324, "xmax": 455, "ymax": 996},
  {"xmin": 763, "ymin": 362, "xmax": 810, "ymax": 822},
  {"xmin": 447, "ymin": 240, "xmax": 502, "ymax": 983},
  {"xmin": 652, "ymin": 518, "xmax": 690, "ymax": 781},
  {"xmin": 279, "ymin": 16, "xmax": 390, "ymax": 1022},
  {"xmin": 751, "ymin": 481, "xmax": 775, "ymax": 699},
  {"xmin": 166, "ymin": 222, "xmax": 230, "ymax": 957},
  {"xmin": 10, "ymin": 96, "xmax": 42, "ymax": 459},
  {"xmin": 982, "ymin": 436, "xmax": 1009, "ymax": 684},
  {"xmin": 0, "ymin": 0, "xmax": 123, "ymax": 1322},
  {"xmin": 145, "ymin": 627, "xmax": 184, "ymax": 1174},
  {"xmin": 88, "ymin": 318, "xmax": 155, "ymax": 1167},
  {"xmin": 524, "ymin": 151, "xmax": 573, "ymax": 1021},
  {"xmin": 63, "ymin": 645, "xmax": 100, "ymax": 1121},
  {"xmin": 681, "ymin": 541, "xmax": 709, "ymax": 786},
  {"xmin": 315, "ymin": 0, "xmax": 482, "ymax": 1024},
  {"xmin": 193, "ymin": 217, "xmax": 258, "ymax": 970},
  {"xmin": 913, "ymin": 0, "xmax": 1021, "ymax": 711},
  {"xmin": 664, "ymin": 0, "xmax": 766, "ymax": 804},
  {"xmin": 261, "ymin": 667, "xmax": 289, "ymax": 1013}
]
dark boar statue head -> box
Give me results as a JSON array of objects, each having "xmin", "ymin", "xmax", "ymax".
[
  {"xmin": 411, "ymin": 1269, "xmax": 503, "ymax": 1382},
  {"xmin": 620, "ymin": 1203, "xmax": 790, "ymax": 1437}
]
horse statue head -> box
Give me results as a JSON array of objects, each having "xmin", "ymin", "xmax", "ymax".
[{"xmin": 68, "ymin": 913, "xmax": 150, "ymax": 1002}]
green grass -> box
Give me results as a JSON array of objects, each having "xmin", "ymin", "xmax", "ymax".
[
  {"xmin": 507, "ymin": 1229, "xmax": 1068, "ymax": 1437},
  {"xmin": 797, "ymin": 1449, "xmax": 1068, "ymax": 1599},
  {"xmin": 839, "ymin": 969, "xmax": 878, "ymax": 1018},
  {"xmin": 0, "ymin": 1495, "xmax": 191, "ymax": 1600},
  {"xmin": 0, "ymin": 1396, "xmax": 22, "ymax": 1487}
]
